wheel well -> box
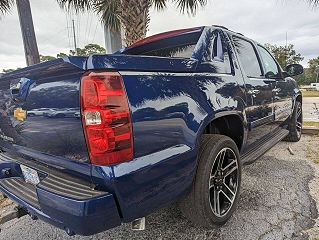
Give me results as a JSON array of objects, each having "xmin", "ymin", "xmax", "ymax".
[
  {"xmin": 296, "ymin": 95, "xmax": 302, "ymax": 104},
  {"xmin": 203, "ymin": 115, "xmax": 244, "ymax": 151}
]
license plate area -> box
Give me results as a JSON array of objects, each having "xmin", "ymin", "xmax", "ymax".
[{"xmin": 20, "ymin": 165, "xmax": 40, "ymax": 185}]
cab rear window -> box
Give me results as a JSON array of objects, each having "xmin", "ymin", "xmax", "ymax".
[
  {"xmin": 122, "ymin": 30, "xmax": 202, "ymax": 58},
  {"xmin": 131, "ymin": 44, "xmax": 196, "ymax": 58}
]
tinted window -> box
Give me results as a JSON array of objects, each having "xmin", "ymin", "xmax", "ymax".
[
  {"xmin": 199, "ymin": 30, "xmax": 232, "ymax": 74},
  {"xmin": 212, "ymin": 32, "xmax": 231, "ymax": 73},
  {"xmin": 257, "ymin": 45, "xmax": 280, "ymax": 78},
  {"xmin": 233, "ymin": 37, "xmax": 262, "ymax": 78},
  {"xmin": 137, "ymin": 44, "xmax": 196, "ymax": 58}
]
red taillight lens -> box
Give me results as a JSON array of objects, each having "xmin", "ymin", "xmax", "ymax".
[{"xmin": 81, "ymin": 71, "xmax": 133, "ymax": 165}]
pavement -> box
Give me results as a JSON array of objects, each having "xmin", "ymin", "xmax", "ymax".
[
  {"xmin": 0, "ymin": 135, "xmax": 319, "ymax": 240},
  {"xmin": 303, "ymin": 97, "xmax": 319, "ymax": 122}
]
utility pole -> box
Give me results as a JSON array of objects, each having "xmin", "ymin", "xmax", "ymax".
[
  {"xmin": 72, "ymin": 19, "xmax": 77, "ymax": 55},
  {"xmin": 285, "ymin": 32, "xmax": 288, "ymax": 67},
  {"xmin": 16, "ymin": 0, "xmax": 40, "ymax": 66}
]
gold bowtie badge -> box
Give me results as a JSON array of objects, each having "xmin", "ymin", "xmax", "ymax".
[{"xmin": 14, "ymin": 108, "xmax": 27, "ymax": 121}]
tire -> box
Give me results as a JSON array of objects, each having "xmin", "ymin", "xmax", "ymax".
[
  {"xmin": 284, "ymin": 101, "xmax": 302, "ymax": 142},
  {"xmin": 179, "ymin": 134, "xmax": 242, "ymax": 228}
]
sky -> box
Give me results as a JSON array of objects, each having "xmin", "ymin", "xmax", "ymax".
[{"xmin": 0, "ymin": 0, "xmax": 318, "ymax": 70}]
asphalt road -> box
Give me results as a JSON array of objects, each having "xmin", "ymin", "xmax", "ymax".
[{"xmin": 1, "ymin": 135, "xmax": 319, "ymax": 240}]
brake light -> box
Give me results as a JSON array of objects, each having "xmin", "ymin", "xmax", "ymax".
[{"xmin": 81, "ymin": 71, "xmax": 133, "ymax": 165}]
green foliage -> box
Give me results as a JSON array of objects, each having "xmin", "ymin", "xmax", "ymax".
[
  {"xmin": 70, "ymin": 43, "xmax": 106, "ymax": 56},
  {"xmin": 39, "ymin": 43, "xmax": 106, "ymax": 63},
  {"xmin": 296, "ymin": 57, "xmax": 319, "ymax": 85},
  {"xmin": 2, "ymin": 68, "xmax": 18, "ymax": 73},
  {"xmin": 308, "ymin": 56, "xmax": 319, "ymax": 80},
  {"xmin": 264, "ymin": 43, "xmax": 304, "ymax": 69},
  {"xmin": 40, "ymin": 55, "xmax": 56, "ymax": 62}
]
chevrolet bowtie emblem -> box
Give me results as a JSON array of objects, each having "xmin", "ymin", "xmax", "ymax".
[{"xmin": 14, "ymin": 108, "xmax": 27, "ymax": 121}]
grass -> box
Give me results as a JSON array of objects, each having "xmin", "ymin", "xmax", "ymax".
[
  {"xmin": 303, "ymin": 121, "xmax": 319, "ymax": 128},
  {"xmin": 302, "ymin": 91, "xmax": 319, "ymax": 97}
]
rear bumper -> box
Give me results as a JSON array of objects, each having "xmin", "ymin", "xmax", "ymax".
[{"xmin": 0, "ymin": 154, "xmax": 122, "ymax": 236}]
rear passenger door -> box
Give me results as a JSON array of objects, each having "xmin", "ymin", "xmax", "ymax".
[{"xmin": 232, "ymin": 36, "xmax": 276, "ymax": 148}]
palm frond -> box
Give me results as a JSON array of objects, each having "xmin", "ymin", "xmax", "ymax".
[
  {"xmin": 173, "ymin": 0, "xmax": 207, "ymax": 15},
  {"xmin": 94, "ymin": 0, "xmax": 121, "ymax": 32},
  {"xmin": 151, "ymin": 0, "xmax": 167, "ymax": 10},
  {"xmin": 308, "ymin": 0, "xmax": 319, "ymax": 6},
  {"xmin": 56, "ymin": 0, "xmax": 92, "ymax": 12},
  {"xmin": 0, "ymin": 0, "xmax": 14, "ymax": 15}
]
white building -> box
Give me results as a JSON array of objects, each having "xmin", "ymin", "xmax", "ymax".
[{"xmin": 310, "ymin": 83, "xmax": 319, "ymax": 91}]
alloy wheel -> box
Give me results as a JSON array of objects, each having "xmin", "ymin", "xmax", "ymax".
[{"xmin": 209, "ymin": 147, "xmax": 239, "ymax": 217}]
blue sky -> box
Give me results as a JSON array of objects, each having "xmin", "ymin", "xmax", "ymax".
[{"xmin": 0, "ymin": 0, "xmax": 318, "ymax": 70}]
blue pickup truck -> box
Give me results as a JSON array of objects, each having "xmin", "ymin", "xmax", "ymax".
[{"xmin": 0, "ymin": 26, "xmax": 303, "ymax": 236}]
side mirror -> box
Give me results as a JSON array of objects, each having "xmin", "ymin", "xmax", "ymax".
[{"xmin": 286, "ymin": 64, "xmax": 304, "ymax": 77}]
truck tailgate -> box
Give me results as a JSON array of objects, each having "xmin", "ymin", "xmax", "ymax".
[{"xmin": 0, "ymin": 57, "xmax": 89, "ymax": 164}]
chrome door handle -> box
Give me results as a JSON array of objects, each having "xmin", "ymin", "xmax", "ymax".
[
  {"xmin": 247, "ymin": 89, "xmax": 260, "ymax": 95},
  {"xmin": 272, "ymin": 88, "xmax": 281, "ymax": 93}
]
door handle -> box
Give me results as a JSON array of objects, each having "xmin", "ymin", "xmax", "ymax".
[
  {"xmin": 247, "ymin": 89, "xmax": 260, "ymax": 95},
  {"xmin": 272, "ymin": 88, "xmax": 281, "ymax": 93}
]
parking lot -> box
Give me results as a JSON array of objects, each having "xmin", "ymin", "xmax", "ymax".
[{"xmin": 1, "ymin": 135, "xmax": 319, "ymax": 240}]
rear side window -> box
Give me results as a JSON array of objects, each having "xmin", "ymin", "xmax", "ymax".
[
  {"xmin": 198, "ymin": 30, "xmax": 232, "ymax": 74},
  {"xmin": 136, "ymin": 44, "xmax": 196, "ymax": 58},
  {"xmin": 233, "ymin": 36, "xmax": 262, "ymax": 78}
]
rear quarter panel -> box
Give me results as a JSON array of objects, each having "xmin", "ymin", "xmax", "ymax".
[{"xmin": 92, "ymin": 70, "xmax": 246, "ymax": 221}]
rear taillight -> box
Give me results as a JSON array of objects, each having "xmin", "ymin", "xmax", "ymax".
[{"xmin": 80, "ymin": 71, "xmax": 133, "ymax": 165}]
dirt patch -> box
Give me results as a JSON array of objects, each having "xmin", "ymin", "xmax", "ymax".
[{"xmin": 306, "ymin": 136, "xmax": 319, "ymax": 165}]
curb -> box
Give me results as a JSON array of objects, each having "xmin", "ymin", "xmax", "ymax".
[{"xmin": 302, "ymin": 127, "xmax": 319, "ymax": 135}]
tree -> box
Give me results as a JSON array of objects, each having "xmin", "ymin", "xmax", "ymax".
[
  {"xmin": 0, "ymin": 0, "xmax": 13, "ymax": 15},
  {"xmin": 39, "ymin": 43, "xmax": 106, "ymax": 62},
  {"xmin": 264, "ymin": 43, "xmax": 304, "ymax": 69},
  {"xmin": 40, "ymin": 55, "xmax": 56, "ymax": 62},
  {"xmin": 308, "ymin": 56, "xmax": 319, "ymax": 81},
  {"xmin": 57, "ymin": 0, "xmax": 208, "ymax": 46},
  {"xmin": 70, "ymin": 43, "xmax": 106, "ymax": 56}
]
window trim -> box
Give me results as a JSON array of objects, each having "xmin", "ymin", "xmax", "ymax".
[{"xmin": 231, "ymin": 35, "xmax": 265, "ymax": 79}]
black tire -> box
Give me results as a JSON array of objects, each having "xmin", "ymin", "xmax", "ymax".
[
  {"xmin": 179, "ymin": 134, "xmax": 242, "ymax": 227},
  {"xmin": 284, "ymin": 101, "xmax": 302, "ymax": 142}
]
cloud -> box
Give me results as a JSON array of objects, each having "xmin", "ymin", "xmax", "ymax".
[{"xmin": 0, "ymin": 0, "xmax": 318, "ymax": 69}]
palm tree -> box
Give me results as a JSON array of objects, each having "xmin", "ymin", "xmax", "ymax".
[
  {"xmin": 0, "ymin": 0, "xmax": 13, "ymax": 15},
  {"xmin": 57, "ymin": 0, "xmax": 208, "ymax": 46}
]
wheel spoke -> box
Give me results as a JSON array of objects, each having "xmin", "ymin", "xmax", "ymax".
[
  {"xmin": 222, "ymin": 159, "xmax": 236, "ymax": 172},
  {"xmin": 216, "ymin": 149, "xmax": 226, "ymax": 170},
  {"xmin": 214, "ymin": 189, "xmax": 221, "ymax": 216},
  {"xmin": 297, "ymin": 109, "xmax": 302, "ymax": 119},
  {"xmin": 224, "ymin": 165, "xmax": 238, "ymax": 178},
  {"xmin": 209, "ymin": 176, "xmax": 215, "ymax": 189},
  {"xmin": 222, "ymin": 183, "xmax": 235, "ymax": 203},
  {"xmin": 296, "ymin": 121, "xmax": 302, "ymax": 130}
]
